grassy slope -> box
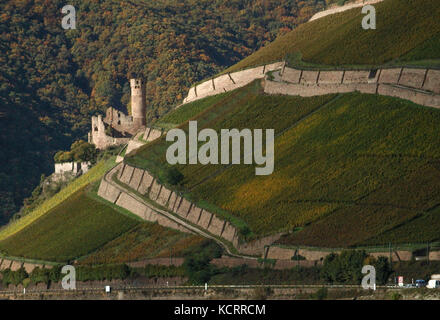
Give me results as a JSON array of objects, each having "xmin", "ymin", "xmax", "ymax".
[
  {"xmin": 0, "ymin": 157, "xmax": 117, "ymax": 242},
  {"xmin": 0, "ymin": 187, "xmax": 139, "ymax": 262},
  {"xmin": 126, "ymin": 80, "xmax": 440, "ymax": 246},
  {"xmin": 224, "ymin": 0, "xmax": 440, "ymax": 72},
  {"xmin": 0, "ymin": 182, "xmax": 205, "ymax": 263}
]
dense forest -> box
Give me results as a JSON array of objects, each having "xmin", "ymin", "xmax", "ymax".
[{"xmin": 0, "ymin": 0, "xmax": 336, "ymax": 224}]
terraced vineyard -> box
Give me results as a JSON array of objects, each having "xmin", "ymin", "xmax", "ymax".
[
  {"xmin": 0, "ymin": 158, "xmax": 117, "ymax": 242},
  {"xmin": 127, "ymin": 81, "xmax": 440, "ymax": 246},
  {"xmin": 224, "ymin": 0, "xmax": 440, "ymax": 72},
  {"xmin": 79, "ymin": 223, "xmax": 205, "ymax": 264},
  {"xmin": 0, "ymin": 182, "xmax": 206, "ymax": 263},
  {"xmin": 0, "ymin": 187, "xmax": 139, "ymax": 262}
]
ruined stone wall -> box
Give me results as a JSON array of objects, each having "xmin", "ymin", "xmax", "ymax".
[
  {"xmin": 55, "ymin": 162, "xmax": 90, "ymax": 175},
  {"xmin": 104, "ymin": 107, "xmax": 135, "ymax": 134},
  {"xmin": 90, "ymin": 115, "xmax": 130, "ymax": 150},
  {"xmin": 54, "ymin": 162, "xmax": 76, "ymax": 174}
]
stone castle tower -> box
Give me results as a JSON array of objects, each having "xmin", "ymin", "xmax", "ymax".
[
  {"xmin": 89, "ymin": 78, "xmax": 147, "ymax": 150},
  {"xmin": 130, "ymin": 78, "xmax": 146, "ymax": 127}
]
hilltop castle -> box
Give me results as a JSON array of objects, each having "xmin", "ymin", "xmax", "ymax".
[{"xmin": 88, "ymin": 79, "xmax": 147, "ymax": 150}]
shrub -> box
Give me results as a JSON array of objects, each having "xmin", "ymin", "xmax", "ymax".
[
  {"xmin": 159, "ymin": 167, "xmax": 184, "ymax": 186},
  {"xmin": 310, "ymin": 287, "xmax": 328, "ymax": 300},
  {"xmin": 321, "ymin": 250, "xmax": 368, "ymax": 284}
]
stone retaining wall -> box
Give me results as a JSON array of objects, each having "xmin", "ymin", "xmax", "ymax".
[
  {"xmin": 0, "ymin": 258, "xmax": 50, "ymax": 273},
  {"xmin": 265, "ymin": 80, "xmax": 440, "ymax": 108},
  {"xmin": 309, "ymin": 0, "xmax": 384, "ymax": 22},
  {"xmin": 183, "ymin": 62, "xmax": 440, "ymax": 108},
  {"xmin": 143, "ymin": 128, "xmax": 163, "ymax": 142},
  {"xmin": 100, "ymin": 164, "xmax": 246, "ymax": 252},
  {"xmin": 429, "ymin": 251, "xmax": 440, "ymax": 261},
  {"xmin": 266, "ymin": 245, "xmax": 421, "ymax": 262},
  {"xmin": 97, "ymin": 168, "xmax": 192, "ymax": 234},
  {"xmin": 182, "ymin": 62, "xmax": 285, "ymax": 104}
]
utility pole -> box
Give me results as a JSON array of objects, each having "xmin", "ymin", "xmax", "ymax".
[
  {"xmin": 389, "ymin": 242, "xmax": 392, "ymax": 268},
  {"xmin": 427, "ymin": 242, "xmax": 430, "ymax": 264}
]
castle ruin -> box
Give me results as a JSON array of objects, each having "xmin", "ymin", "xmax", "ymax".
[{"xmin": 88, "ymin": 79, "xmax": 147, "ymax": 150}]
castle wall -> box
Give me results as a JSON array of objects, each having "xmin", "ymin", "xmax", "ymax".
[
  {"xmin": 104, "ymin": 107, "xmax": 134, "ymax": 132},
  {"xmin": 54, "ymin": 162, "xmax": 90, "ymax": 175},
  {"xmin": 90, "ymin": 115, "xmax": 130, "ymax": 150}
]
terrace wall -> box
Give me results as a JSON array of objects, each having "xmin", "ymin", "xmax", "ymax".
[
  {"xmin": 182, "ymin": 62, "xmax": 285, "ymax": 104},
  {"xmin": 100, "ymin": 164, "xmax": 247, "ymax": 252},
  {"xmin": 265, "ymin": 65, "xmax": 440, "ymax": 108},
  {"xmin": 183, "ymin": 62, "xmax": 440, "ymax": 109}
]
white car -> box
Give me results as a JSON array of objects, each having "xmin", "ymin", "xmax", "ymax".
[{"xmin": 427, "ymin": 280, "xmax": 440, "ymax": 289}]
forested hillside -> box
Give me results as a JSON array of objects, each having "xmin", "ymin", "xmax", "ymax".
[{"xmin": 0, "ymin": 0, "xmax": 331, "ymax": 224}]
